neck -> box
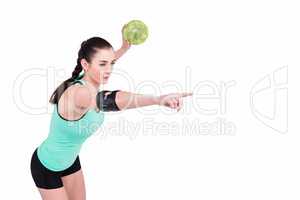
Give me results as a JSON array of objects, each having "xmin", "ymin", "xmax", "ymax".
[{"xmin": 81, "ymin": 74, "xmax": 100, "ymax": 91}]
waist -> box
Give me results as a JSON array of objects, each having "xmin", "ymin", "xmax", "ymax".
[{"xmin": 37, "ymin": 140, "xmax": 82, "ymax": 171}]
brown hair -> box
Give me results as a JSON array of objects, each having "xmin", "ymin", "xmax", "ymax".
[{"xmin": 49, "ymin": 37, "xmax": 113, "ymax": 104}]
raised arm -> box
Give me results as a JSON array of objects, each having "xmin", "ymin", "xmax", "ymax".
[
  {"xmin": 114, "ymin": 25, "xmax": 131, "ymax": 60},
  {"xmin": 114, "ymin": 44, "xmax": 130, "ymax": 60}
]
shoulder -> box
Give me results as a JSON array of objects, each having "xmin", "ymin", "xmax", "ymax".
[{"xmin": 67, "ymin": 83, "xmax": 94, "ymax": 109}]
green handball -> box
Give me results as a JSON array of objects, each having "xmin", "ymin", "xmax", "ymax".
[{"xmin": 123, "ymin": 20, "xmax": 149, "ymax": 45}]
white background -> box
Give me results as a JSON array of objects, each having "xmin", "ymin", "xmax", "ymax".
[{"xmin": 1, "ymin": 0, "xmax": 299, "ymax": 199}]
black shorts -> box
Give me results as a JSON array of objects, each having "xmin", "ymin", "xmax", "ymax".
[{"xmin": 30, "ymin": 147, "xmax": 81, "ymax": 189}]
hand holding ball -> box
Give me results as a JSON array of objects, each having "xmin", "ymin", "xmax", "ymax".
[{"xmin": 122, "ymin": 20, "xmax": 149, "ymax": 45}]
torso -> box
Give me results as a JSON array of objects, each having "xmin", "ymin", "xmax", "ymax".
[{"xmin": 36, "ymin": 78, "xmax": 105, "ymax": 171}]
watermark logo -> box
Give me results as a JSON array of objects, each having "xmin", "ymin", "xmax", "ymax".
[
  {"xmin": 14, "ymin": 65, "xmax": 290, "ymax": 138},
  {"xmin": 249, "ymin": 66, "xmax": 288, "ymax": 134}
]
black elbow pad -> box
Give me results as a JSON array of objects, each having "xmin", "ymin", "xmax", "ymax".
[{"xmin": 96, "ymin": 90, "xmax": 120, "ymax": 112}]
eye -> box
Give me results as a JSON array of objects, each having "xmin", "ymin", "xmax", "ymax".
[
  {"xmin": 99, "ymin": 64, "xmax": 106, "ymax": 67},
  {"xmin": 111, "ymin": 62, "xmax": 116, "ymax": 65}
]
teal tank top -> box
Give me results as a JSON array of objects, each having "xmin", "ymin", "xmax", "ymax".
[{"xmin": 37, "ymin": 79, "xmax": 105, "ymax": 171}]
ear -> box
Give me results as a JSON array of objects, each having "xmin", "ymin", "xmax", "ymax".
[{"xmin": 80, "ymin": 58, "xmax": 89, "ymax": 71}]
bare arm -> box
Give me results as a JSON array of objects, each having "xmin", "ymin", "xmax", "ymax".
[
  {"xmin": 115, "ymin": 91, "xmax": 193, "ymax": 111},
  {"xmin": 114, "ymin": 45, "xmax": 130, "ymax": 60},
  {"xmin": 115, "ymin": 91, "xmax": 159, "ymax": 110},
  {"xmin": 114, "ymin": 24, "xmax": 131, "ymax": 60}
]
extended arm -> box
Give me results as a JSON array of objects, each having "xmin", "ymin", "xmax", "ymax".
[
  {"xmin": 115, "ymin": 91, "xmax": 159, "ymax": 110},
  {"xmin": 96, "ymin": 90, "xmax": 192, "ymax": 112}
]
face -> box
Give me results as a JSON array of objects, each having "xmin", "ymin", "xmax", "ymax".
[{"xmin": 81, "ymin": 48, "xmax": 116, "ymax": 85}]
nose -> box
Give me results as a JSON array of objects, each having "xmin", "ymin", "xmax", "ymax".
[{"xmin": 105, "ymin": 67, "xmax": 112, "ymax": 74}]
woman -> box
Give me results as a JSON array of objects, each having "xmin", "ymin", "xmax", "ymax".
[{"xmin": 30, "ymin": 28, "xmax": 192, "ymax": 200}]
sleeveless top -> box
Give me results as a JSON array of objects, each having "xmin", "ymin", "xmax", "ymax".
[{"xmin": 37, "ymin": 78, "xmax": 105, "ymax": 171}]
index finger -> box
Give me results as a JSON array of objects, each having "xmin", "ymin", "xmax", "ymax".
[{"xmin": 179, "ymin": 92, "xmax": 193, "ymax": 98}]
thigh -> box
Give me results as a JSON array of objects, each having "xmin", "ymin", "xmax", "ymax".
[
  {"xmin": 38, "ymin": 187, "xmax": 69, "ymax": 200},
  {"xmin": 62, "ymin": 169, "xmax": 86, "ymax": 200},
  {"xmin": 30, "ymin": 147, "xmax": 64, "ymax": 189}
]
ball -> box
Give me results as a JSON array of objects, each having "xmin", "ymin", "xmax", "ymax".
[{"xmin": 122, "ymin": 20, "xmax": 149, "ymax": 45}]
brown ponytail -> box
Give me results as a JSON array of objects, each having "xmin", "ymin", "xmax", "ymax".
[{"xmin": 49, "ymin": 37, "xmax": 113, "ymax": 104}]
